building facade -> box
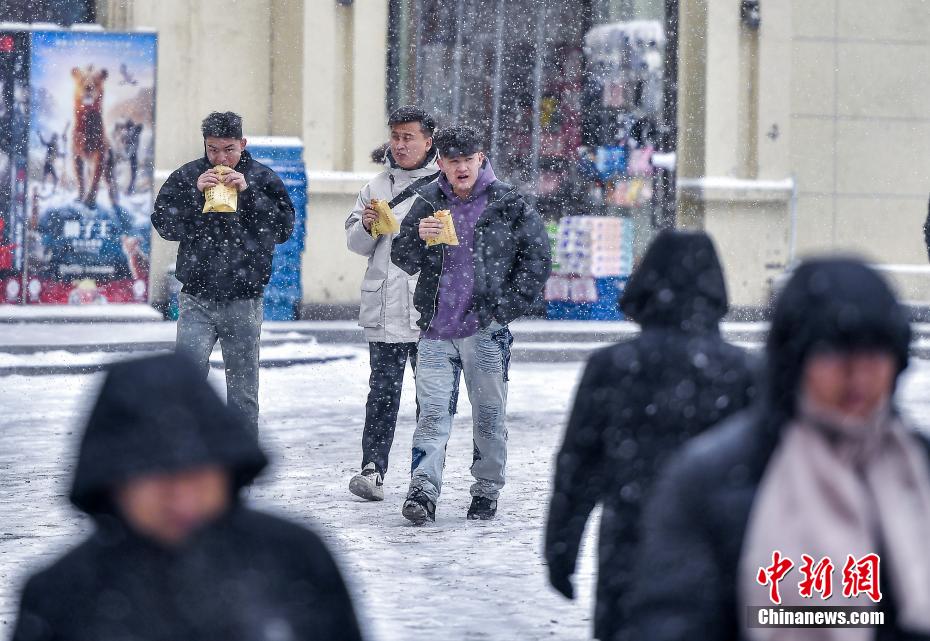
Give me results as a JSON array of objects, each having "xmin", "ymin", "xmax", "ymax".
[{"xmin": 10, "ymin": 0, "xmax": 926, "ymax": 312}]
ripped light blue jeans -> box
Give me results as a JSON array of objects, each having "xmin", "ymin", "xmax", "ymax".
[{"xmin": 408, "ymin": 322, "xmax": 513, "ymax": 503}]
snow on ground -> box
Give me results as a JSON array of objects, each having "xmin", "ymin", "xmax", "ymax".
[
  {"xmin": 2, "ymin": 355, "xmax": 929, "ymax": 640},
  {"xmin": 0, "ymin": 356, "xmax": 598, "ymax": 640},
  {"xmin": 0, "ymin": 341, "xmax": 360, "ymax": 370}
]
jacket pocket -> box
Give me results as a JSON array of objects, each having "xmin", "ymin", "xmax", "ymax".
[
  {"xmin": 407, "ymin": 277, "xmax": 421, "ymax": 330},
  {"xmin": 359, "ymin": 278, "xmax": 385, "ymax": 328}
]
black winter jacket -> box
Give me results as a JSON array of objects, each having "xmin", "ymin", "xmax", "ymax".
[
  {"xmin": 628, "ymin": 258, "xmax": 929, "ymax": 641},
  {"xmin": 391, "ymin": 179, "xmax": 551, "ymax": 331},
  {"xmin": 152, "ymin": 150, "xmax": 295, "ymax": 300},
  {"xmin": 12, "ymin": 353, "xmax": 363, "ymax": 641},
  {"xmin": 544, "ymin": 231, "xmax": 757, "ymax": 641}
]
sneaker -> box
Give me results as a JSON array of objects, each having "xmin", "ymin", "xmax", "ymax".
[
  {"xmin": 402, "ymin": 488, "xmax": 436, "ymax": 525},
  {"xmin": 467, "ymin": 496, "xmax": 497, "ymax": 520},
  {"xmin": 349, "ymin": 463, "xmax": 384, "ymax": 501}
]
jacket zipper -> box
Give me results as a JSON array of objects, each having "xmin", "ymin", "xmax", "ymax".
[
  {"xmin": 422, "ymin": 198, "xmax": 441, "ymax": 335},
  {"xmin": 423, "ymin": 184, "xmax": 516, "ymax": 334}
]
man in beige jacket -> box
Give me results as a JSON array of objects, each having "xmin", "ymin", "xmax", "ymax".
[{"xmin": 345, "ymin": 105, "xmax": 439, "ymax": 501}]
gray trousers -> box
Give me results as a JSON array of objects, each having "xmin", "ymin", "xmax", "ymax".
[
  {"xmin": 409, "ymin": 323, "xmax": 513, "ymax": 503},
  {"xmin": 176, "ymin": 292, "xmax": 263, "ymax": 434}
]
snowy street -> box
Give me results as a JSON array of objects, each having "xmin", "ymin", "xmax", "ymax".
[
  {"xmin": 1, "ymin": 351, "xmax": 599, "ymax": 640},
  {"xmin": 3, "ymin": 350, "xmax": 930, "ymax": 640}
]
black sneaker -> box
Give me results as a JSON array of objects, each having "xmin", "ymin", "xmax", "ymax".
[
  {"xmin": 467, "ymin": 496, "xmax": 497, "ymax": 520},
  {"xmin": 402, "ymin": 488, "xmax": 436, "ymax": 525}
]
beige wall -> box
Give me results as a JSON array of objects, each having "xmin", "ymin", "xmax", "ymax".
[
  {"xmin": 99, "ymin": 0, "xmax": 389, "ymax": 308},
  {"xmin": 675, "ymin": 0, "xmax": 793, "ymax": 306},
  {"xmin": 790, "ymin": 0, "xmax": 930, "ymax": 279},
  {"xmin": 676, "ymin": 0, "xmax": 930, "ymax": 306}
]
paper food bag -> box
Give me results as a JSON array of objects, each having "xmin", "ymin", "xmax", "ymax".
[
  {"xmin": 370, "ymin": 199, "xmax": 400, "ymax": 238},
  {"xmin": 203, "ymin": 165, "xmax": 238, "ymax": 213},
  {"xmin": 425, "ymin": 209, "xmax": 459, "ymax": 246}
]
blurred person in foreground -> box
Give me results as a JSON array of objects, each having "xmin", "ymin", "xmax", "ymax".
[
  {"xmin": 628, "ymin": 257, "xmax": 930, "ymax": 641},
  {"xmin": 544, "ymin": 230, "xmax": 757, "ymax": 640},
  {"xmin": 12, "ymin": 353, "xmax": 363, "ymax": 641}
]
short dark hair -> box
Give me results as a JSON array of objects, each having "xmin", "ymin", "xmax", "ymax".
[
  {"xmin": 388, "ymin": 105, "xmax": 436, "ymax": 136},
  {"xmin": 370, "ymin": 142, "xmax": 390, "ymax": 164},
  {"xmin": 433, "ymin": 125, "xmax": 483, "ymax": 158},
  {"xmin": 201, "ymin": 111, "xmax": 243, "ymax": 139}
]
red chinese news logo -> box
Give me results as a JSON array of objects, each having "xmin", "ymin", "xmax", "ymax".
[
  {"xmin": 756, "ymin": 552, "xmax": 881, "ymax": 605},
  {"xmin": 842, "ymin": 553, "xmax": 882, "ymax": 602}
]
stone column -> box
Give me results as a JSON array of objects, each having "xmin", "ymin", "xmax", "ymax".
[{"xmin": 675, "ymin": 0, "xmax": 794, "ymax": 308}]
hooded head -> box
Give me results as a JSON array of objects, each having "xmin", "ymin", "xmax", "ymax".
[
  {"xmin": 620, "ymin": 230, "xmax": 728, "ymax": 331},
  {"xmin": 70, "ymin": 353, "xmax": 267, "ymax": 522},
  {"xmin": 764, "ymin": 258, "xmax": 911, "ymax": 425}
]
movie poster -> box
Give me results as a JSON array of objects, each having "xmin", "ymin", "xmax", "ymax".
[
  {"xmin": 0, "ymin": 31, "xmax": 30, "ymax": 304},
  {"xmin": 25, "ymin": 30, "xmax": 156, "ymax": 304}
]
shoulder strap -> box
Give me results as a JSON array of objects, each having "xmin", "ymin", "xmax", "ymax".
[{"xmin": 387, "ymin": 171, "xmax": 440, "ymax": 209}]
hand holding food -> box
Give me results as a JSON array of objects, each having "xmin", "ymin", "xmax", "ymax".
[
  {"xmin": 362, "ymin": 207, "xmax": 378, "ymax": 232},
  {"xmin": 202, "ymin": 165, "xmax": 238, "ymax": 213},
  {"xmin": 369, "ymin": 199, "xmax": 401, "ymax": 238},
  {"xmin": 425, "ymin": 210, "xmax": 459, "ymax": 246},
  {"xmin": 222, "ymin": 169, "xmax": 248, "ymax": 192},
  {"xmin": 419, "ymin": 216, "xmax": 444, "ymax": 242},
  {"xmin": 197, "ymin": 169, "xmax": 220, "ymax": 192}
]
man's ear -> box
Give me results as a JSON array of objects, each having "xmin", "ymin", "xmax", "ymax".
[
  {"xmin": 424, "ymin": 137, "xmax": 433, "ymax": 152},
  {"xmin": 477, "ymin": 151, "xmax": 486, "ymax": 165},
  {"xmin": 437, "ymin": 155, "xmax": 446, "ymax": 172},
  {"xmin": 240, "ymin": 138, "xmax": 247, "ymax": 150}
]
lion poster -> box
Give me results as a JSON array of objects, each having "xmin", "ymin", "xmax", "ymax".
[{"xmin": 25, "ymin": 29, "xmax": 156, "ymax": 305}]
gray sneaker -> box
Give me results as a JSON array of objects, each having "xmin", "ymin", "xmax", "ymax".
[{"xmin": 349, "ymin": 463, "xmax": 384, "ymax": 501}]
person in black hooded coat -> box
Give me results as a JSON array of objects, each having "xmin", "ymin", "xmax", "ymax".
[
  {"xmin": 544, "ymin": 230, "xmax": 757, "ymax": 641},
  {"xmin": 12, "ymin": 353, "xmax": 363, "ymax": 641},
  {"xmin": 627, "ymin": 258, "xmax": 930, "ymax": 641}
]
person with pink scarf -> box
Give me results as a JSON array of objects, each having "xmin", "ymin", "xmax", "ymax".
[{"xmin": 628, "ymin": 258, "xmax": 930, "ymax": 641}]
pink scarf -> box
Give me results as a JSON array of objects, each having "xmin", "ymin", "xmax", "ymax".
[{"xmin": 740, "ymin": 397, "xmax": 930, "ymax": 641}]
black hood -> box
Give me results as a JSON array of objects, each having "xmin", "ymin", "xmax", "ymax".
[
  {"xmin": 70, "ymin": 353, "xmax": 268, "ymax": 517},
  {"xmin": 764, "ymin": 257, "xmax": 911, "ymax": 425},
  {"xmin": 620, "ymin": 230, "xmax": 728, "ymax": 331}
]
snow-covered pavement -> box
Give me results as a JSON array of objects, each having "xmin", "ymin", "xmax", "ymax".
[
  {"xmin": 2, "ymin": 353, "xmax": 929, "ymax": 640},
  {"xmin": 0, "ymin": 351, "xmax": 599, "ymax": 640}
]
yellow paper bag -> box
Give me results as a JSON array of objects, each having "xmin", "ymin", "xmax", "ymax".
[
  {"xmin": 369, "ymin": 198, "xmax": 400, "ymax": 238},
  {"xmin": 426, "ymin": 209, "xmax": 459, "ymax": 246},
  {"xmin": 203, "ymin": 165, "xmax": 238, "ymax": 213}
]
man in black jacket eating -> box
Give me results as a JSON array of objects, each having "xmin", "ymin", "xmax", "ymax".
[{"xmin": 152, "ymin": 111, "xmax": 295, "ymax": 434}]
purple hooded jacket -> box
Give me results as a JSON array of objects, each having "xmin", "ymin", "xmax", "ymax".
[{"xmin": 423, "ymin": 161, "xmax": 498, "ymax": 340}]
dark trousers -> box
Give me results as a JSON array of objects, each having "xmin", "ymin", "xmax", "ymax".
[{"xmin": 363, "ymin": 342, "xmax": 418, "ymax": 475}]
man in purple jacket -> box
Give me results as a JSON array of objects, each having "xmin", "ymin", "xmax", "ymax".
[{"xmin": 391, "ymin": 126, "xmax": 551, "ymax": 524}]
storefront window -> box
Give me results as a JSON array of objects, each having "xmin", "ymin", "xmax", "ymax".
[{"xmin": 388, "ymin": 0, "xmax": 674, "ymax": 238}]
